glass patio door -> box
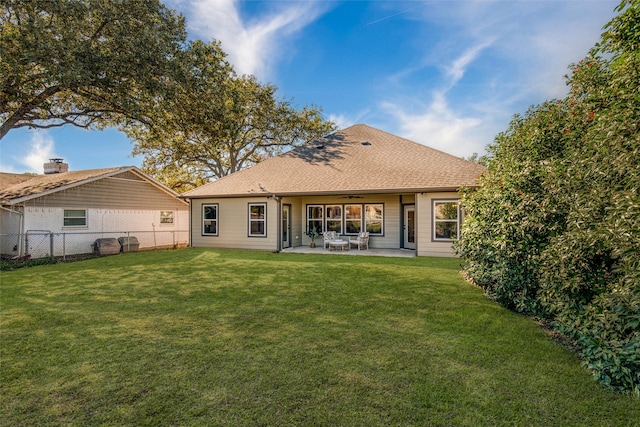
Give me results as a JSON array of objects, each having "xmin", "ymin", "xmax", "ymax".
[
  {"xmin": 282, "ymin": 205, "xmax": 291, "ymax": 248},
  {"xmin": 404, "ymin": 206, "xmax": 416, "ymax": 250}
]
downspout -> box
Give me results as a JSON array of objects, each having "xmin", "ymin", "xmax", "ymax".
[
  {"xmin": 399, "ymin": 195, "xmax": 403, "ymax": 249},
  {"xmin": 1, "ymin": 205, "xmax": 24, "ymax": 256},
  {"xmin": 273, "ymin": 195, "xmax": 282, "ymax": 253},
  {"xmin": 187, "ymin": 198, "xmax": 192, "ymax": 248}
]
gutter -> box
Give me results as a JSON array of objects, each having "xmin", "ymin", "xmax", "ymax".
[{"xmin": 180, "ymin": 186, "xmax": 472, "ymax": 200}]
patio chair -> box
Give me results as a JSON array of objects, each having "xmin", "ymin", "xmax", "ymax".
[
  {"xmin": 323, "ymin": 231, "xmax": 337, "ymax": 249},
  {"xmin": 349, "ymin": 232, "xmax": 369, "ymax": 250}
]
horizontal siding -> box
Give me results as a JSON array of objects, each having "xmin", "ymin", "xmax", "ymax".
[
  {"xmin": 189, "ymin": 192, "xmax": 457, "ymax": 257},
  {"xmin": 282, "ymin": 197, "xmax": 303, "ymax": 247},
  {"xmin": 298, "ymin": 194, "xmax": 400, "ymax": 249},
  {"xmin": 416, "ymin": 192, "xmax": 458, "ymax": 257},
  {"xmin": 24, "ymin": 172, "xmax": 187, "ymax": 211},
  {"xmin": 191, "ymin": 197, "xmax": 278, "ymax": 251}
]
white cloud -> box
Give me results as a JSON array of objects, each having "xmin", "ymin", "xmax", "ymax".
[
  {"xmin": 328, "ymin": 113, "xmax": 354, "ymax": 131},
  {"xmin": 328, "ymin": 108, "xmax": 374, "ymax": 131},
  {"xmin": 22, "ymin": 131, "xmax": 57, "ymax": 173},
  {"xmin": 379, "ymin": 0, "xmax": 617, "ymax": 157},
  {"xmin": 380, "ymin": 40, "xmax": 497, "ymax": 157},
  {"xmin": 444, "ymin": 40, "xmax": 493, "ymax": 87},
  {"xmin": 183, "ymin": 0, "xmax": 330, "ymax": 78},
  {"xmin": 382, "ymin": 93, "xmax": 487, "ymax": 158}
]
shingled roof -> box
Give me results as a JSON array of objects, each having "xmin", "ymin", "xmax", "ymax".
[
  {"xmin": 0, "ymin": 166, "xmax": 178, "ymax": 205},
  {"xmin": 183, "ymin": 124, "xmax": 486, "ymax": 198}
]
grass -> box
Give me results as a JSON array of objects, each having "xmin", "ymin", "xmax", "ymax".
[{"xmin": 1, "ymin": 248, "xmax": 638, "ymax": 426}]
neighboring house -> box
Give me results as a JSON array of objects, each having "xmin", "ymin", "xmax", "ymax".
[
  {"xmin": 0, "ymin": 161, "xmax": 189, "ymax": 258},
  {"xmin": 182, "ymin": 124, "xmax": 486, "ymax": 257}
]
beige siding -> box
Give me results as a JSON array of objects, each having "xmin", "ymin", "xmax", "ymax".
[
  {"xmin": 191, "ymin": 197, "xmax": 278, "ymax": 251},
  {"xmin": 190, "ymin": 194, "xmax": 403, "ymax": 251},
  {"xmin": 190, "ymin": 192, "xmax": 460, "ymax": 258},
  {"xmin": 298, "ymin": 194, "xmax": 400, "ymax": 249},
  {"xmin": 416, "ymin": 192, "xmax": 460, "ymax": 257},
  {"xmin": 23, "ymin": 171, "xmax": 187, "ymax": 211},
  {"xmin": 282, "ymin": 197, "xmax": 304, "ymax": 248}
]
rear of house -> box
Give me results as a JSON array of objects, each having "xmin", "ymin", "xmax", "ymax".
[{"xmin": 183, "ymin": 124, "xmax": 485, "ymax": 257}]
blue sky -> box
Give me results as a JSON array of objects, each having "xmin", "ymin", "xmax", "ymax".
[{"xmin": 0, "ymin": 0, "xmax": 619, "ymax": 174}]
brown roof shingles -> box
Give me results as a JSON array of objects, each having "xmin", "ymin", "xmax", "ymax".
[{"xmin": 183, "ymin": 124, "xmax": 486, "ymax": 198}]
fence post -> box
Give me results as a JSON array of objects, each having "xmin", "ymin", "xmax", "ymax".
[
  {"xmin": 49, "ymin": 232, "xmax": 54, "ymax": 261},
  {"xmin": 62, "ymin": 233, "xmax": 66, "ymax": 261}
]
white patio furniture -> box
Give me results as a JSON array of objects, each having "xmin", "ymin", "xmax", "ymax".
[
  {"xmin": 328, "ymin": 240, "xmax": 349, "ymax": 251},
  {"xmin": 323, "ymin": 231, "xmax": 337, "ymax": 248},
  {"xmin": 349, "ymin": 232, "xmax": 369, "ymax": 250}
]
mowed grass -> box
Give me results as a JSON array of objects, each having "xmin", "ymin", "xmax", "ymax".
[{"xmin": 1, "ymin": 249, "xmax": 638, "ymax": 426}]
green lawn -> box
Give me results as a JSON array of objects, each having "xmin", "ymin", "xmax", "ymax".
[{"xmin": 1, "ymin": 249, "xmax": 637, "ymax": 426}]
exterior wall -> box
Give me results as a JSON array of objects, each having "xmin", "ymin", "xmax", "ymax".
[
  {"xmin": 415, "ymin": 191, "xmax": 461, "ymax": 257},
  {"xmin": 21, "ymin": 171, "xmax": 187, "ymax": 210},
  {"xmin": 18, "ymin": 207, "xmax": 189, "ymax": 258},
  {"xmin": 190, "ymin": 197, "xmax": 279, "ymax": 251},
  {"xmin": 189, "ymin": 192, "xmax": 462, "ymax": 258},
  {"xmin": 1, "ymin": 171, "xmax": 189, "ymax": 258},
  {"xmin": 189, "ymin": 194, "xmax": 402, "ymax": 251},
  {"xmin": 281, "ymin": 197, "xmax": 303, "ymax": 248},
  {"xmin": 298, "ymin": 194, "xmax": 401, "ymax": 249},
  {"xmin": 0, "ymin": 208, "xmax": 24, "ymax": 254}
]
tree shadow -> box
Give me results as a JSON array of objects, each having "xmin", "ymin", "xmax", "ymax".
[{"xmin": 287, "ymin": 132, "xmax": 349, "ymax": 166}]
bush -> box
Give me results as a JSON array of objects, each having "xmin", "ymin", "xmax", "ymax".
[{"xmin": 458, "ymin": 0, "xmax": 640, "ymax": 396}]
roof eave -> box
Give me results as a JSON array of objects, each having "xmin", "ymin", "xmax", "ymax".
[{"xmin": 180, "ymin": 185, "xmax": 478, "ymax": 200}]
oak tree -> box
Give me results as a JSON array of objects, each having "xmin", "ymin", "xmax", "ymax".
[
  {"xmin": 126, "ymin": 40, "xmax": 336, "ymax": 193},
  {"xmin": 0, "ymin": 0, "xmax": 187, "ymax": 140}
]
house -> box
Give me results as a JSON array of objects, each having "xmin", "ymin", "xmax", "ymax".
[
  {"xmin": 0, "ymin": 160, "xmax": 189, "ymax": 259},
  {"xmin": 182, "ymin": 124, "xmax": 485, "ymax": 257}
]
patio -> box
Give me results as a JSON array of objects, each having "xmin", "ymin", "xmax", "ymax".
[{"xmin": 281, "ymin": 246, "xmax": 416, "ymax": 258}]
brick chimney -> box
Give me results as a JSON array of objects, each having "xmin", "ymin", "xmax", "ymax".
[{"xmin": 43, "ymin": 158, "xmax": 69, "ymax": 174}]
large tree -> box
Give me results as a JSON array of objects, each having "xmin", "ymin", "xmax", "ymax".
[
  {"xmin": 125, "ymin": 40, "xmax": 336, "ymax": 193},
  {"xmin": 0, "ymin": 0, "xmax": 187, "ymax": 140}
]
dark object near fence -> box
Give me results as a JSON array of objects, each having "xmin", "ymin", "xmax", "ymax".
[
  {"xmin": 118, "ymin": 236, "xmax": 140, "ymax": 253},
  {"xmin": 92, "ymin": 238, "xmax": 120, "ymax": 255}
]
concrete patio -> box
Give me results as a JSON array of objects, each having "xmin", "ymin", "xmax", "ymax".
[{"xmin": 281, "ymin": 246, "xmax": 416, "ymax": 258}]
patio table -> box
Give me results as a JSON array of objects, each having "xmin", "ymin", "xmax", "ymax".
[{"xmin": 328, "ymin": 240, "xmax": 349, "ymax": 251}]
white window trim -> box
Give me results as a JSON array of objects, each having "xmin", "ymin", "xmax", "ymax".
[
  {"xmin": 432, "ymin": 199, "xmax": 461, "ymax": 241},
  {"xmin": 63, "ymin": 208, "xmax": 87, "ymax": 228},
  {"xmin": 344, "ymin": 204, "xmax": 362, "ymax": 235},
  {"xmin": 325, "ymin": 205, "xmax": 342, "ymax": 234},
  {"xmin": 248, "ymin": 203, "xmax": 267, "ymax": 237},
  {"xmin": 202, "ymin": 204, "xmax": 219, "ymax": 236},
  {"xmin": 160, "ymin": 210, "xmax": 174, "ymax": 226},
  {"xmin": 307, "ymin": 204, "xmax": 324, "ymax": 235},
  {"xmin": 364, "ymin": 203, "xmax": 384, "ymax": 236}
]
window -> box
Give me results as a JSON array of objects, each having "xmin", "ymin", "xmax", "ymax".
[
  {"xmin": 160, "ymin": 211, "xmax": 174, "ymax": 224},
  {"xmin": 307, "ymin": 205, "xmax": 323, "ymax": 235},
  {"xmin": 365, "ymin": 204, "xmax": 383, "ymax": 235},
  {"xmin": 306, "ymin": 203, "xmax": 384, "ymax": 236},
  {"xmin": 433, "ymin": 200, "xmax": 461, "ymax": 241},
  {"xmin": 249, "ymin": 203, "xmax": 267, "ymax": 237},
  {"xmin": 325, "ymin": 205, "xmax": 342, "ymax": 233},
  {"xmin": 202, "ymin": 204, "xmax": 218, "ymax": 236},
  {"xmin": 345, "ymin": 204, "xmax": 362, "ymax": 234},
  {"xmin": 63, "ymin": 209, "xmax": 87, "ymax": 227}
]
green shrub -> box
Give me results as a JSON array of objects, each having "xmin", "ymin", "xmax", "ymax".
[{"xmin": 458, "ymin": 0, "xmax": 640, "ymax": 396}]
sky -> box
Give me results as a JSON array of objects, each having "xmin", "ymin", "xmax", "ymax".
[{"xmin": 0, "ymin": 0, "xmax": 620, "ymax": 174}]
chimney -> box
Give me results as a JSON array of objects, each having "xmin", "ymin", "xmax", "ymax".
[{"xmin": 44, "ymin": 158, "xmax": 69, "ymax": 174}]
